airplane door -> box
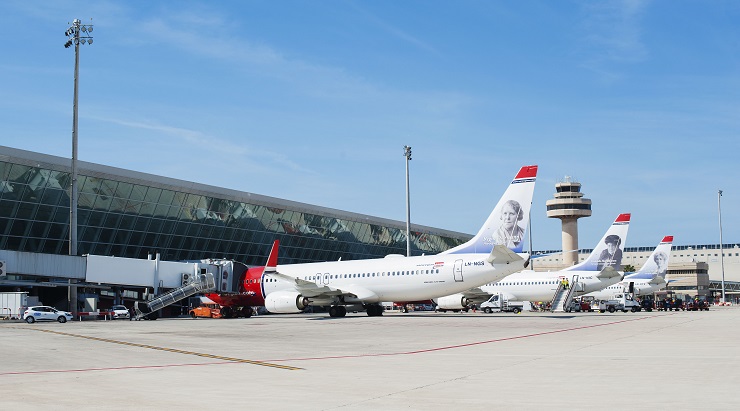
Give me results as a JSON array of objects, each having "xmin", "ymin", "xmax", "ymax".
[
  {"xmin": 454, "ymin": 260, "xmax": 464, "ymax": 282},
  {"xmin": 323, "ymin": 273, "xmax": 330, "ymax": 285},
  {"xmin": 571, "ymin": 275, "xmax": 581, "ymax": 291}
]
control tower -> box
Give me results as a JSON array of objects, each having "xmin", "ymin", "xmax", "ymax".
[{"xmin": 546, "ymin": 177, "xmax": 592, "ymax": 266}]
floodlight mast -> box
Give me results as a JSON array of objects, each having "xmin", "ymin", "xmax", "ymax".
[
  {"xmin": 718, "ymin": 190, "xmax": 726, "ymax": 304},
  {"xmin": 404, "ymin": 146, "xmax": 412, "ymax": 257},
  {"xmin": 64, "ymin": 18, "xmax": 93, "ymax": 256}
]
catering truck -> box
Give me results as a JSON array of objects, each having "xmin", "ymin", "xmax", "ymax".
[
  {"xmin": 479, "ymin": 293, "xmax": 528, "ymax": 314},
  {"xmin": 0, "ymin": 292, "xmax": 30, "ymax": 320}
]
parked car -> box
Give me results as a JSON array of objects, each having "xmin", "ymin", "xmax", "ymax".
[
  {"xmin": 110, "ymin": 305, "xmax": 130, "ymax": 319},
  {"xmin": 23, "ymin": 306, "xmax": 74, "ymax": 323}
]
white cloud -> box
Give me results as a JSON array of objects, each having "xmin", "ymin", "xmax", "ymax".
[
  {"xmin": 89, "ymin": 115, "xmax": 314, "ymax": 175},
  {"xmin": 577, "ymin": 0, "xmax": 650, "ymax": 77}
]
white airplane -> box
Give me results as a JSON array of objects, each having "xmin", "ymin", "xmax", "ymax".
[
  {"xmin": 586, "ymin": 235, "xmax": 673, "ymax": 300},
  {"xmin": 434, "ymin": 213, "xmax": 631, "ymax": 310},
  {"xmin": 251, "ymin": 165, "xmax": 538, "ymax": 317}
]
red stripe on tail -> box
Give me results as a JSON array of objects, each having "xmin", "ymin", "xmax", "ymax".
[
  {"xmin": 615, "ymin": 213, "xmax": 631, "ymax": 223},
  {"xmin": 514, "ymin": 165, "xmax": 538, "ymax": 179}
]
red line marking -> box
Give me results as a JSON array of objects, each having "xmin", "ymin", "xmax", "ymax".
[{"xmin": 262, "ymin": 315, "xmax": 655, "ymax": 362}]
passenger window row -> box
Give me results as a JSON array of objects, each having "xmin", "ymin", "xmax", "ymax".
[{"xmin": 304, "ymin": 269, "xmax": 441, "ymax": 281}]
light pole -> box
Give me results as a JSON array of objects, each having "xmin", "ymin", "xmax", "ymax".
[
  {"xmin": 528, "ymin": 209, "xmax": 533, "ymax": 270},
  {"xmin": 64, "ymin": 19, "xmax": 93, "ymax": 256},
  {"xmin": 718, "ymin": 190, "xmax": 726, "ymax": 304},
  {"xmin": 403, "ymin": 146, "xmax": 412, "ymax": 257}
]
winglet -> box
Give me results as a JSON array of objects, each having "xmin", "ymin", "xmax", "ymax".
[{"xmin": 265, "ymin": 240, "xmax": 279, "ymax": 272}]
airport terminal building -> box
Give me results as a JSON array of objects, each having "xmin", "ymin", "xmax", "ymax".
[
  {"xmin": 1, "ymin": 145, "xmax": 738, "ymax": 311},
  {"xmin": 0, "ymin": 145, "xmax": 468, "ymax": 263}
]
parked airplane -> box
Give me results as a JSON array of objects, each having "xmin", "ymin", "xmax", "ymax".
[
  {"xmin": 586, "ymin": 235, "xmax": 673, "ymax": 300},
  {"xmin": 434, "ymin": 213, "xmax": 631, "ymax": 310},
  {"xmin": 207, "ymin": 165, "xmax": 538, "ymax": 317}
]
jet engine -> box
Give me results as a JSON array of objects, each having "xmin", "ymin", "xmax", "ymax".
[
  {"xmin": 264, "ymin": 291, "xmax": 309, "ymax": 313},
  {"xmin": 435, "ymin": 294, "xmax": 471, "ymax": 310}
]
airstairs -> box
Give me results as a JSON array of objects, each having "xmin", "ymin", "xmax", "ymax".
[
  {"xmin": 134, "ymin": 273, "xmax": 216, "ymax": 320},
  {"xmin": 550, "ymin": 275, "xmax": 579, "ymax": 312}
]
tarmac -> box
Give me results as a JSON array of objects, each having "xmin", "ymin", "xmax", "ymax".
[{"xmin": 1, "ymin": 306, "xmax": 738, "ymax": 410}]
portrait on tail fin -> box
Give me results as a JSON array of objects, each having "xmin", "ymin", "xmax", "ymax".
[
  {"xmin": 494, "ymin": 200, "xmax": 526, "ymax": 249},
  {"xmin": 597, "ymin": 234, "xmax": 623, "ymax": 270},
  {"xmin": 652, "ymin": 251, "xmax": 668, "ymax": 278}
]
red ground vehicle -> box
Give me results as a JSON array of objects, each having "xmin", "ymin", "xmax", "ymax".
[
  {"xmin": 566, "ymin": 299, "xmax": 593, "ymax": 312},
  {"xmin": 687, "ymin": 298, "xmax": 710, "ymax": 311},
  {"xmin": 189, "ymin": 303, "xmax": 223, "ymax": 318}
]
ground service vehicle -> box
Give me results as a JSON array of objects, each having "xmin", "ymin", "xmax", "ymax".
[
  {"xmin": 0, "ymin": 292, "xmax": 29, "ymax": 320},
  {"xmin": 23, "ymin": 306, "xmax": 74, "ymax": 323},
  {"xmin": 189, "ymin": 303, "xmax": 224, "ymax": 318},
  {"xmin": 598, "ymin": 294, "xmax": 641, "ymax": 313},
  {"xmin": 687, "ymin": 298, "xmax": 710, "ymax": 311},
  {"xmin": 479, "ymin": 294, "xmax": 526, "ymax": 314},
  {"xmin": 566, "ymin": 299, "xmax": 594, "ymax": 312}
]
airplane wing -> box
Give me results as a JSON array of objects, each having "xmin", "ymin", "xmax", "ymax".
[
  {"xmin": 267, "ymin": 271, "xmax": 379, "ymax": 301},
  {"xmin": 262, "ymin": 240, "xmax": 379, "ymax": 302},
  {"xmin": 486, "ymin": 244, "xmax": 524, "ymax": 265},
  {"xmin": 266, "ymin": 271, "xmax": 345, "ymax": 298}
]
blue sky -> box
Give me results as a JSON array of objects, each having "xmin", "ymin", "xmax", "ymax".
[{"xmin": 1, "ymin": 0, "xmax": 738, "ymax": 252}]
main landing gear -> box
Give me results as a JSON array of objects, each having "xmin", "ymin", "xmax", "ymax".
[
  {"xmin": 365, "ymin": 304, "xmax": 384, "ymax": 317},
  {"xmin": 328, "ymin": 305, "xmax": 347, "ymax": 317}
]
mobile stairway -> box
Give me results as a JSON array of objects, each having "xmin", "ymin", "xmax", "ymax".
[
  {"xmin": 134, "ymin": 273, "xmax": 216, "ymax": 320},
  {"xmin": 549, "ymin": 275, "xmax": 579, "ymax": 312}
]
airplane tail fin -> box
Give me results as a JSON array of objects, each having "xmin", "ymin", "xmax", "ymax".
[
  {"xmin": 441, "ymin": 165, "xmax": 538, "ymax": 255},
  {"xmin": 625, "ymin": 235, "xmax": 673, "ymax": 280},
  {"xmin": 564, "ymin": 213, "xmax": 630, "ymax": 272}
]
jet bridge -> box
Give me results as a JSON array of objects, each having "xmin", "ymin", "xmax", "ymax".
[{"xmin": 135, "ymin": 273, "xmax": 216, "ymax": 320}]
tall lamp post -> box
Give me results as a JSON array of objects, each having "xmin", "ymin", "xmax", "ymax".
[
  {"xmin": 718, "ymin": 190, "xmax": 726, "ymax": 303},
  {"xmin": 64, "ymin": 19, "xmax": 93, "ymax": 256},
  {"xmin": 403, "ymin": 146, "xmax": 412, "ymax": 257}
]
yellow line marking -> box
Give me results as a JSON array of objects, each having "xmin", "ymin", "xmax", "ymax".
[{"xmin": 20, "ymin": 328, "xmax": 301, "ymax": 370}]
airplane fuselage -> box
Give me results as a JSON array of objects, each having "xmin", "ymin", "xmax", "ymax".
[
  {"xmin": 586, "ymin": 279, "xmax": 664, "ymax": 300},
  {"xmin": 478, "ymin": 269, "xmax": 622, "ymax": 302},
  {"xmin": 261, "ymin": 253, "xmax": 526, "ymax": 303}
]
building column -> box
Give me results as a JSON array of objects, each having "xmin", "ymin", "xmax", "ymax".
[{"xmin": 68, "ymin": 279, "xmax": 78, "ymax": 313}]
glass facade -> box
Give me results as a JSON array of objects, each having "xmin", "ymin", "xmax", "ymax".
[{"xmin": 0, "ymin": 149, "xmax": 468, "ymax": 266}]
